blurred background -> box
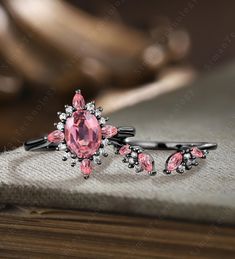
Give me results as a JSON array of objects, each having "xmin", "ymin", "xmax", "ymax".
[{"xmin": 0, "ymin": 0, "xmax": 234, "ymax": 151}]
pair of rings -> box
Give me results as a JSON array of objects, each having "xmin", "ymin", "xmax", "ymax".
[{"xmin": 24, "ymin": 90, "xmax": 217, "ymax": 179}]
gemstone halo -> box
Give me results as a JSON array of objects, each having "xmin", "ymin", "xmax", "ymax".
[{"xmin": 47, "ymin": 90, "xmax": 118, "ymax": 179}]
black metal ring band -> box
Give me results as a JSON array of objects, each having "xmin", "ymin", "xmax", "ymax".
[
  {"xmin": 24, "ymin": 126, "xmax": 136, "ymax": 151},
  {"xmin": 24, "ymin": 126, "xmax": 217, "ymax": 152},
  {"xmin": 124, "ymin": 140, "xmax": 217, "ymax": 151}
]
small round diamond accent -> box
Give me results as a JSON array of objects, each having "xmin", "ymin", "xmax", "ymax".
[
  {"xmin": 57, "ymin": 122, "xmax": 64, "ymax": 131},
  {"xmin": 65, "ymin": 106, "xmax": 73, "ymax": 114},
  {"xmin": 59, "ymin": 113, "xmax": 67, "ymax": 121}
]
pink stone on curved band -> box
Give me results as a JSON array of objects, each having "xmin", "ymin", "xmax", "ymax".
[{"xmin": 164, "ymin": 147, "xmax": 208, "ymax": 174}]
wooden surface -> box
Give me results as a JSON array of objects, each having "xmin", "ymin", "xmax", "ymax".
[{"xmin": 0, "ymin": 206, "xmax": 234, "ymax": 258}]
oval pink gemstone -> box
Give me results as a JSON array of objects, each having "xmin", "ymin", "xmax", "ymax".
[
  {"xmin": 72, "ymin": 92, "xmax": 85, "ymax": 110},
  {"xmin": 191, "ymin": 147, "xmax": 204, "ymax": 158},
  {"xmin": 80, "ymin": 159, "xmax": 92, "ymax": 175},
  {"xmin": 138, "ymin": 153, "xmax": 153, "ymax": 172},
  {"xmin": 167, "ymin": 152, "xmax": 183, "ymax": 171},
  {"xmin": 119, "ymin": 144, "xmax": 131, "ymax": 156},
  {"xmin": 102, "ymin": 125, "xmax": 118, "ymax": 138},
  {"xmin": 65, "ymin": 110, "xmax": 102, "ymax": 158},
  {"xmin": 48, "ymin": 130, "xmax": 64, "ymax": 144}
]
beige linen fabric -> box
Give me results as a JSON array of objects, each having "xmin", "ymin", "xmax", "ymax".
[{"xmin": 0, "ymin": 63, "xmax": 235, "ymax": 224}]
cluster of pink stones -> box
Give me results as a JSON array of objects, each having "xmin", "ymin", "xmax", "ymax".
[
  {"xmin": 166, "ymin": 147, "xmax": 206, "ymax": 173},
  {"xmin": 47, "ymin": 91, "xmax": 118, "ymax": 178},
  {"xmin": 119, "ymin": 144, "xmax": 154, "ymax": 173}
]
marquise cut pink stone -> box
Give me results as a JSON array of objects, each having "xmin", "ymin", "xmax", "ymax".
[
  {"xmin": 167, "ymin": 152, "xmax": 183, "ymax": 171},
  {"xmin": 80, "ymin": 159, "xmax": 92, "ymax": 175},
  {"xmin": 48, "ymin": 130, "xmax": 64, "ymax": 144},
  {"xmin": 191, "ymin": 147, "xmax": 204, "ymax": 158},
  {"xmin": 65, "ymin": 110, "xmax": 102, "ymax": 158},
  {"xmin": 138, "ymin": 153, "xmax": 153, "ymax": 172},
  {"xmin": 101, "ymin": 125, "xmax": 118, "ymax": 138},
  {"xmin": 72, "ymin": 92, "xmax": 85, "ymax": 110},
  {"xmin": 119, "ymin": 144, "xmax": 131, "ymax": 156}
]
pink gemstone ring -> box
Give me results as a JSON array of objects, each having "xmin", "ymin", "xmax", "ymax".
[{"xmin": 24, "ymin": 90, "xmax": 217, "ymax": 179}]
